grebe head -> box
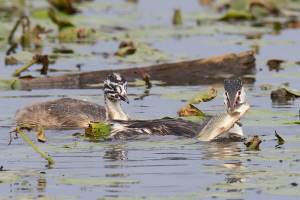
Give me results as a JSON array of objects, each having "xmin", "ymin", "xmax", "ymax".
[
  {"xmin": 103, "ymin": 73, "xmax": 130, "ymax": 104},
  {"xmin": 223, "ymin": 77, "xmax": 246, "ymax": 114}
]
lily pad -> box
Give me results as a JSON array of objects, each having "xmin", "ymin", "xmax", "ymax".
[
  {"xmin": 245, "ymin": 109, "xmax": 297, "ymax": 118},
  {"xmin": 0, "ymin": 78, "xmax": 20, "ymax": 91},
  {"xmin": 204, "ymin": 181, "xmax": 288, "ymax": 190},
  {"xmin": 84, "ymin": 122, "xmax": 111, "ymax": 140},
  {"xmin": 266, "ymin": 188, "xmax": 300, "ymax": 196},
  {"xmin": 112, "ymin": 43, "xmax": 172, "ymax": 63},
  {"xmin": 286, "ymin": 89, "xmax": 300, "ymax": 97},
  {"xmin": 5, "ymin": 51, "xmax": 36, "ymax": 64}
]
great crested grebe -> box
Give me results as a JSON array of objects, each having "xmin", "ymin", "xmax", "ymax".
[
  {"xmin": 15, "ymin": 73, "xmax": 130, "ymax": 127},
  {"xmin": 108, "ymin": 77, "xmax": 247, "ymax": 140},
  {"xmin": 221, "ymin": 77, "xmax": 246, "ymax": 137}
]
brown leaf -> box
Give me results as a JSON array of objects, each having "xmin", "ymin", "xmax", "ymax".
[
  {"xmin": 36, "ymin": 125, "xmax": 46, "ymax": 142},
  {"xmin": 244, "ymin": 135, "xmax": 261, "ymax": 150},
  {"xmin": 178, "ymin": 104, "xmax": 204, "ymax": 117}
]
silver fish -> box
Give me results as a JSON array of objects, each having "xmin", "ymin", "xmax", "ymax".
[{"xmin": 195, "ymin": 102, "xmax": 250, "ymax": 142}]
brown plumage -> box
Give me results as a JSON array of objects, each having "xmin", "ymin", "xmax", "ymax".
[
  {"xmin": 15, "ymin": 73, "xmax": 130, "ymax": 127},
  {"xmin": 15, "ymin": 98, "xmax": 108, "ymax": 127}
]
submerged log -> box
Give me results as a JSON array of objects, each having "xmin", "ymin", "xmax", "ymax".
[{"xmin": 19, "ymin": 50, "xmax": 256, "ymax": 90}]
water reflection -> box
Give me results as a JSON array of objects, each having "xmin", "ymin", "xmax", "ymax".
[
  {"xmin": 103, "ymin": 145, "xmax": 128, "ymax": 161},
  {"xmin": 202, "ymin": 141, "xmax": 243, "ymax": 162},
  {"xmin": 104, "ymin": 144, "xmax": 130, "ymax": 182},
  {"xmin": 37, "ymin": 179, "xmax": 47, "ymax": 192},
  {"xmin": 201, "ymin": 141, "xmax": 246, "ymax": 193}
]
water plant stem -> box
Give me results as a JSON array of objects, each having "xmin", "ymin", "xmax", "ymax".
[
  {"xmin": 12, "ymin": 60, "xmax": 37, "ymax": 77},
  {"xmin": 17, "ymin": 126, "xmax": 55, "ymax": 164}
]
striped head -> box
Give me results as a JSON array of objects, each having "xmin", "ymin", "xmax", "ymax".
[
  {"xmin": 223, "ymin": 77, "xmax": 246, "ymax": 114},
  {"xmin": 103, "ymin": 73, "xmax": 129, "ymax": 104}
]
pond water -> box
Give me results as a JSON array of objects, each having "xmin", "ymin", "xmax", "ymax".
[{"xmin": 0, "ymin": 0, "xmax": 300, "ymax": 199}]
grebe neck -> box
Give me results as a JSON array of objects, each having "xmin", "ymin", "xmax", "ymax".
[{"xmin": 105, "ymin": 97, "xmax": 129, "ymax": 120}]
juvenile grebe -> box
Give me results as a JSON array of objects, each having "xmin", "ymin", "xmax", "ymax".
[
  {"xmin": 107, "ymin": 78, "xmax": 247, "ymax": 140},
  {"xmin": 15, "ymin": 73, "xmax": 130, "ymax": 127}
]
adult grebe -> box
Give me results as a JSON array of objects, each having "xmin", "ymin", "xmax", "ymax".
[
  {"xmin": 107, "ymin": 77, "xmax": 247, "ymax": 140},
  {"xmin": 15, "ymin": 73, "xmax": 130, "ymax": 127}
]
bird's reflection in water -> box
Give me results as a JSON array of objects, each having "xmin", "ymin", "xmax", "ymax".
[
  {"xmin": 202, "ymin": 141, "xmax": 243, "ymax": 162},
  {"xmin": 201, "ymin": 141, "xmax": 247, "ymax": 192},
  {"xmin": 103, "ymin": 144, "xmax": 129, "ymax": 182},
  {"xmin": 104, "ymin": 145, "xmax": 128, "ymax": 161}
]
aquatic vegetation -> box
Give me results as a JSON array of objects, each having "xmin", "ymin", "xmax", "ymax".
[
  {"xmin": 178, "ymin": 88, "xmax": 217, "ymax": 117},
  {"xmin": 244, "ymin": 135, "xmax": 262, "ymax": 150},
  {"xmin": 11, "ymin": 125, "xmax": 55, "ymax": 164},
  {"xmin": 0, "ymin": 0, "xmax": 300, "ymax": 199},
  {"xmin": 84, "ymin": 122, "xmax": 111, "ymax": 141}
]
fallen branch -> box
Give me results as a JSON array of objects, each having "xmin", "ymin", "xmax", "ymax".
[{"xmin": 19, "ymin": 50, "xmax": 256, "ymax": 89}]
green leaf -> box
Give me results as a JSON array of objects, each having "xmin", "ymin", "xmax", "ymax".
[
  {"xmin": 84, "ymin": 122, "xmax": 111, "ymax": 139},
  {"xmin": 112, "ymin": 43, "xmax": 171, "ymax": 63},
  {"xmin": 114, "ymin": 46, "xmax": 137, "ymax": 56},
  {"xmin": 0, "ymin": 78, "xmax": 21, "ymax": 91},
  {"xmin": 220, "ymin": 9, "xmax": 252, "ymax": 20},
  {"xmin": 286, "ymin": 89, "xmax": 300, "ymax": 97}
]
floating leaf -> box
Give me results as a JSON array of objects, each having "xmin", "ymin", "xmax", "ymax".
[
  {"xmin": 204, "ymin": 181, "xmax": 288, "ymax": 190},
  {"xmin": 244, "ymin": 135, "xmax": 262, "ymax": 150},
  {"xmin": 84, "ymin": 122, "xmax": 111, "ymax": 140},
  {"xmin": 266, "ymin": 188, "xmax": 300, "ymax": 196},
  {"xmin": 112, "ymin": 43, "xmax": 171, "ymax": 63},
  {"xmin": 216, "ymin": 0, "xmax": 298, "ymax": 20},
  {"xmin": 178, "ymin": 104, "xmax": 205, "ymax": 117},
  {"xmin": 220, "ymin": 9, "xmax": 252, "ymax": 20},
  {"xmin": 114, "ymin": 46, "xmax": 137, "ymax": 56},
  {"xmin": 5, "ymin": 51, "xmax": 35, "ymax": 65},
  {"xmin": 0, "ymin": 78, "xmax": 20, "ymax": 91},
  {"xmin": 286, "ymin": 89, "xmax": 300, "ymax": 97},
  {"xmin": 245, "ymin": 109, "xmax": 297, "ymax": 118},
  {"xmin": 177, "ymin": 115, "xmax": 204, "ymax": 122},
  {"xmin": 189, "ymin": 88, "xmax": 218, "ymax": 104},
  {"xmin": 178, "ymin": 88, "xmax": 217, "ymax": 117}
]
